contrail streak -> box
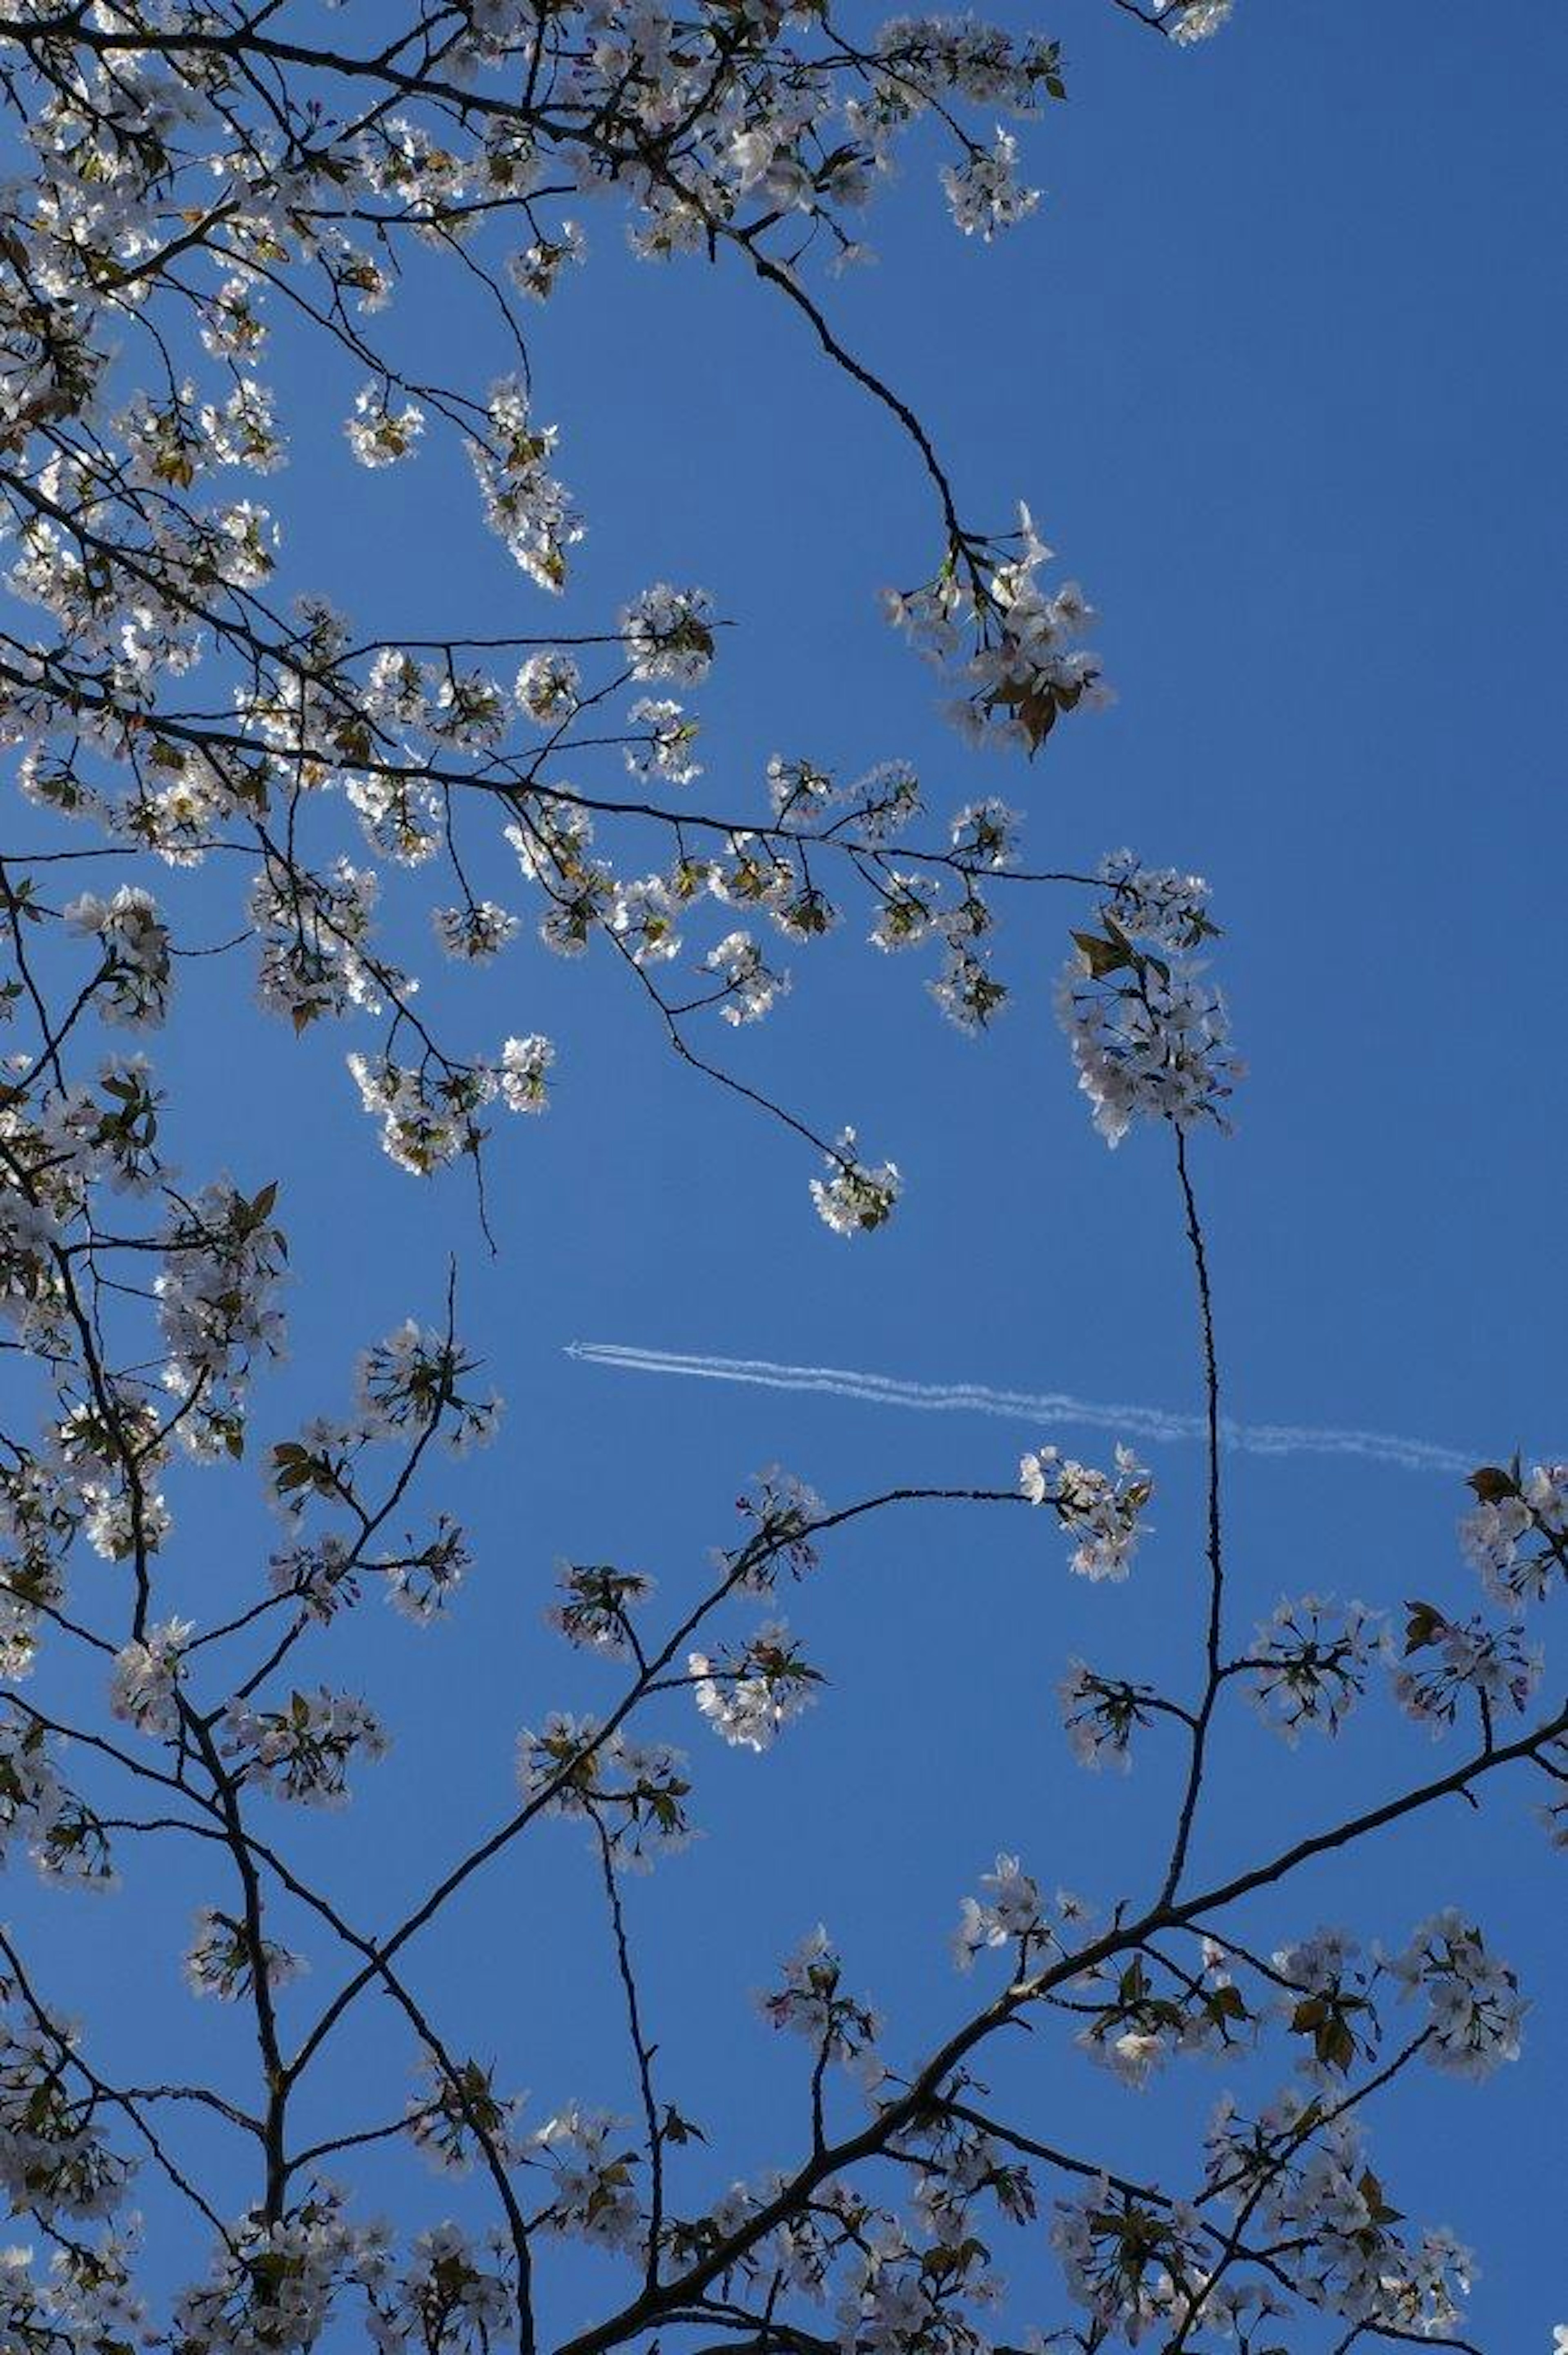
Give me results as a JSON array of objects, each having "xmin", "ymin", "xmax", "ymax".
[{"xmin": 564, "ymin": 1342, "xmax": 1475, "ymax": 1477}]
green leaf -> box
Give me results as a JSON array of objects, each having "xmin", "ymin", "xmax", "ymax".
[
  {"xmin": 1071, "ymin": 929, "xmax": 1133, "ymax": 980},
  {"xmin": 1403, "ymin": 1599, "xmax": 1447, "ymax": 1655}
]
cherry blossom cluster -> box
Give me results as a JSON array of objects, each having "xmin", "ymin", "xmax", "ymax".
[
  {"xmin": 258, "ymin": 1319, "xmax": 496, "ymax": 1624},
  {"xmin": 517, "ymin": 1713, "xmax": 693, "ymax": 1868},
  {"xmin": 1056, "ymin": 888, "xmax": 1242, "ymax": 1147},
  {"xmin": 0, "ymin": 2227, "xmax": 147, "ymax": 2355},
  {"xmin": 368, "ymin": 2221, "xmax": 517, "ymax": 2355},
  {"xmin": 267, "ymin": 1517, "xmax": 468, "ymax": 1629},
  {"xmin": 1019, "ymin": 1442, "xmax": 1153, "ymax": 1579},
  {"xmin": 883, "ymin": 506, "xmax": 1102, "ymax": 754},
  {"xmin": 63, "ymin": 886, "xmax": 171, "ymax": 1027},
  {"xmin": 836, "ymin": 2216, "xmax": 1000, "ymax": 2355},
  {"xmin": 468, "ymin": 376, "xmax": 583, "ymax": 590},
  {"xmin": 1094, "ymin": 846, "xmax": 1218, "ymax": 952},
  {"xmin": 405, "ymin": 2056, "xmax": 528, "ymax": 2179},
  {"xmin": 902, "ymin": 2106, "xmax": 1038, "ymax": 2247},
  {"xmin": 66, "ymin": 1392, "xmax": 174, "ymax": 1566},
  {"xmin": 722, "ymin": 1465, "xmax": 828, "ymax": 1590},
  {"xmin": 1243, "ymin": 1593, "xmax": 1380, "ymax": 1743},
  {"xmin": 1056, "ymin": 1657, "xmax": 1161, "ymax": 1770},
  {"xmin": 169, "ymin": 2186, "xmax": 376, "ymax": 2355},
  {"xmin": 155, "ymin": 1180, "xmax": 288, "ymax": 1453},
  {"xmin": 547, "ymin": 1560, "xmax": 657, "ymax": 1658},
  {"xmin": 109, "ymin": 1615, "xmax": 193, "ymax": 1735},
  {"xmin": 810, "ymin": 1127, "xmax": 905, "ymax": 1235},
  {"xmin": 951, "ymin": 1852, "xmax": 1089, "ymax": 1972},
  {"xmin": 759, "ymin": 1926, "xmax": 882, "ymax": 2068},
  {"xmin": 221, "ymin": 1687, "xmax": 391, "ymax": 1808},
  {"xmin": 1049, "ymin": 2182, "xmax": 1210, "ymax": 2346},
  {"xmin": 689, "ymin": 1618, "xmax": 821, "ymax": 1751},
  {"xmin": 1392, "ymin": 1598, "xmax": 1543, "ymax": 1731},
  {"xmin": 183, "ymin": 1906, "xmax": 307, "ymax": 2004},
  {"xmin": 1157, "ymin": 0, "xmax": 1237, "ymax": 40},
  {"xmin": 347, "ymin": 1042, "xmax": 556, "ymax": 1175},
  {"xmin": 531, "ymin": 2105, "xmax": 644, "ymax": 2254},
  {"xmin": 1460, "ymin": 1457, "xmax": 1568, "ymax": 1608},
  {"xmin": 0, "ymin": 1708, "xmax": 115, "ymax": 1889},
  {"xmin": 1271, "ymin": 1925, "xmax": 1379, "ymax": 2078},
  {"xmin": 942, "ymin": 129, "xmax": 1041, "ymax": 241},
  {"xmin": 1206, "ymin": 2096, "xmax": 1474, "ymax": 2340},
  {"xmin": 1384, "ymin": 1912, "xmax": 1527, "ymax": 2081},
  {"xmin": 355, "ymin": 1321, "xmax": 501, "ymax": 1454},
  {"xmin": 1075, "ymin": 1942, "xmax": 1250, "ymax": 2090},
  {"xmin": 0, "ymin": 2003, "xmax": 129, "ymax": 2222},
  {"xmin": 0, "ymin": 1458, "xmax": 74, "ymax": 1678},
  {"xmin": 250, "ymin": 861, "xmax": 385, "ymax": 1033},
  {"xmin": 703, "ymin": 929, "xmax": 791, "ymax": 1026}
]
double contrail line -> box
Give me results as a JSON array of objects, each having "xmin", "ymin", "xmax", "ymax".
[{"xmin": 564, "ymin": 1343, "xmax": 1475, "ymax": 1478}]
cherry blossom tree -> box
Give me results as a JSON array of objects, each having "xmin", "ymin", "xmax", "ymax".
[{"xmin": 0, "ymin": 0, "xmax": 1560, "ymax": 2349}]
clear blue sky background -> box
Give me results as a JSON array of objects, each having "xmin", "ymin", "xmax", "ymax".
[{"xmin": 15, "ymin": 2, "xmax": 1568, "ymax": 2343}]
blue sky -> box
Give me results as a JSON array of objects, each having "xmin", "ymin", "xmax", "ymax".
[{"xmin": 13, "ymin": 0, "xmax": 1568, "ymax": 2343}]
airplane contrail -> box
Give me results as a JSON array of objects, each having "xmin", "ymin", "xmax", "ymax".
[{"xmin": 564, "ymin": 1343, "xmax": 1476, "ymax": 1478}]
